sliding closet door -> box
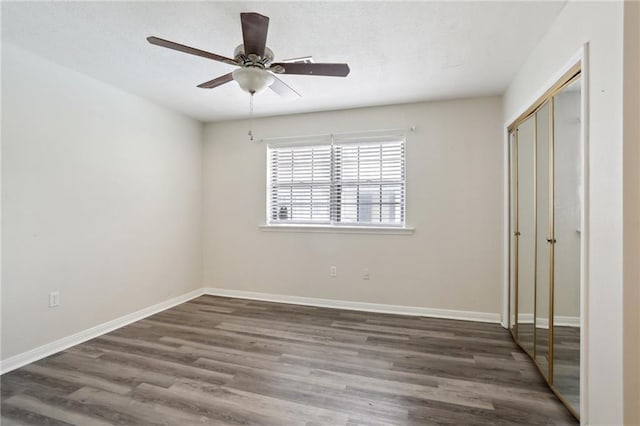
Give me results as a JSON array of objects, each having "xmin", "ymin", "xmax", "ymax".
[
  {"xmin": 535, "ymin": 102, "xmax": 552, "ymax": 376},
  {"xmin": 515, "ymin": 116, "xmax": 535, "ymax": 355}
]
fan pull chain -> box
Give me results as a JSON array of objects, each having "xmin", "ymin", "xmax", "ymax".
[{"xmin": 248, "ymin": 93, "xmax": 255, "ymax": 141}]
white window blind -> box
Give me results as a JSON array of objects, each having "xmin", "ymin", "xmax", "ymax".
[{"xmin": 267, "ymin": 137, "xmax": 405, "ymax": 227}]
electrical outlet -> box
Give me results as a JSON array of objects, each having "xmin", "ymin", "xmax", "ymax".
[
  {"xmin": 329, "ymin": 266, "xmax": 337, "ymax": 277},
  {"xmin": 49, "ymin": 291, "xmax": 60, "ymax": 308},
  {"xmin": 363, "ymin": 268, "xmax": 370, "ymax": 280}
]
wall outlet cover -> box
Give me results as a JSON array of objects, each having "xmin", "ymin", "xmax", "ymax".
[{"xmin": 49, "ymin": 291, "xmax": 60, "ymax": 308}]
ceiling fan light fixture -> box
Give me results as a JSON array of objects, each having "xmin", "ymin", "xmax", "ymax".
[
  {"xmin": 147, "ymin": 12, "xmax": 349, "ymax": 99},
  {"xmin": 232, "ymin": 67, "xmax": 274, "ymax": 94}
]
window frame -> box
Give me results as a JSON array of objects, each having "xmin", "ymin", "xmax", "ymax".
[{"xmin": 265, "ymin": 134, "xmax": 409, "ymax": 230}]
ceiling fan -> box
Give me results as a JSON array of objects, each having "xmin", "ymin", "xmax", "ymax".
[{"xmin": 147, "ymin": 12, "xmax": 350, "ymax": 98}]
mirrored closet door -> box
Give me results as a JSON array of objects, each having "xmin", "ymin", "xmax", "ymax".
[
  {"xmin": 551, "ymin": 77, "xmax": 582, "ymax": 413},
  {"xmin": 514, "ymin": 116, "xmax": 536, "ymax": 357},
  {"xmin": 535, "ymin": 101, "xmax": 551, "ymax": 377},
  {"xmin": 508, "ymin": 65, "xmax": 582, "ymax": 421}
]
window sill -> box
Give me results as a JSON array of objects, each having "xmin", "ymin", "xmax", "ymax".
[{"xmin": 259, "ymin": 224, "xmax": 415, "ymax": 235}]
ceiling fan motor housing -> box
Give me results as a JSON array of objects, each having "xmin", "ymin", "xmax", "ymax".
[
  {"xmin": 231, "ymin": 44, "xmax": 276, "ymax": 94},
  {"xmin": 234, "ymin": 44, "xmax": 274, "ymax": 69}
]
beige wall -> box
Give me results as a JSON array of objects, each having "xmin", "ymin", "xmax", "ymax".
[
  {"xmin": 623, "ymin": 1, "xmax": 640, "ymax": 424},
  {"xmin": 203, "ymin": 97, "xmax": 503, "ymax": 316},
  {"xmin": 1, "ymin": 44, "xmax": 203, "ymax": 360},
  {"xmin": 503, "ymin": 1, "xmax": 625, "ymax": 423}
]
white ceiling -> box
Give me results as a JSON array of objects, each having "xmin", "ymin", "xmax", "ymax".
[{"xmin": 2, "ymin": 1, "xmax": 566, "ymax": 122}]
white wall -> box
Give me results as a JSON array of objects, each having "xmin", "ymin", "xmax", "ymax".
[
  {"xmin": 203, "ymin": 97, "xmax": 503, "ymax": 317},
  {"xmin": 1, "ymin": 44, "xmax": 203, "ymax": 360},
  {"xmin": 623, "ymin": 1, "xmax": 640, "ymax": 424},
  {"xmin": 503, "ymin": 2, "xmax": 624, "ymax": 423}
]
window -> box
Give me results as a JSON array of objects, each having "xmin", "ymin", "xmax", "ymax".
[{"xmin": 267, "ymin": 136, "xmax": 405, "ymax": 227}]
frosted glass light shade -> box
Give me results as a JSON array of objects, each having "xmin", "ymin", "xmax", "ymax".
[{"xmin": 232, "ymin": 68, "xmax": 274, "ymax": 94}]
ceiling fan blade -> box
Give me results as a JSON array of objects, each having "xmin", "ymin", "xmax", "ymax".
[
  {"xmin": 240, "ymin": 12, "xmax": 269, "ymax": 57},
  {"xmin": 269, "ymin": 76, "xmax": 301, "ymax": 99},
  {"xmin": 147, "ymin": 36, "xmax": 237, "ymax": 66},
  {"xmin": 270, "ymin": 62, "xmax": 350, "ymax": 77},
  {"xmin": 197, "ymin": 73, "xmax": 234, "ymax": 89}
]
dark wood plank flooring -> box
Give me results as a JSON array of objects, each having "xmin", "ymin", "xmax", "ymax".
[{"xmin": 1, "ymin": 296, "xmax": 578, "ymax": 425}]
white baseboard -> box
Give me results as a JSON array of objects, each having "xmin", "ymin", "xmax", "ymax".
[
  {"xmin": 0, "ymin": 288, "xmax": 205, "ymax": 375},
  {"xmin": 554, "ymin": 316, "xmax": 580, "ymax": 327},
  {"xmin": 203, "ymin": 287, "xmax": 502, "ymax": 324},
  {"xmin": 516, "ymin": 313, "xmax": 580, "ymax": 328}
]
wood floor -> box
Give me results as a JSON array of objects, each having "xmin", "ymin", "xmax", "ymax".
[{"xmin": 1, "ymin": 296, "xmax": 578, "ymax": 425}]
